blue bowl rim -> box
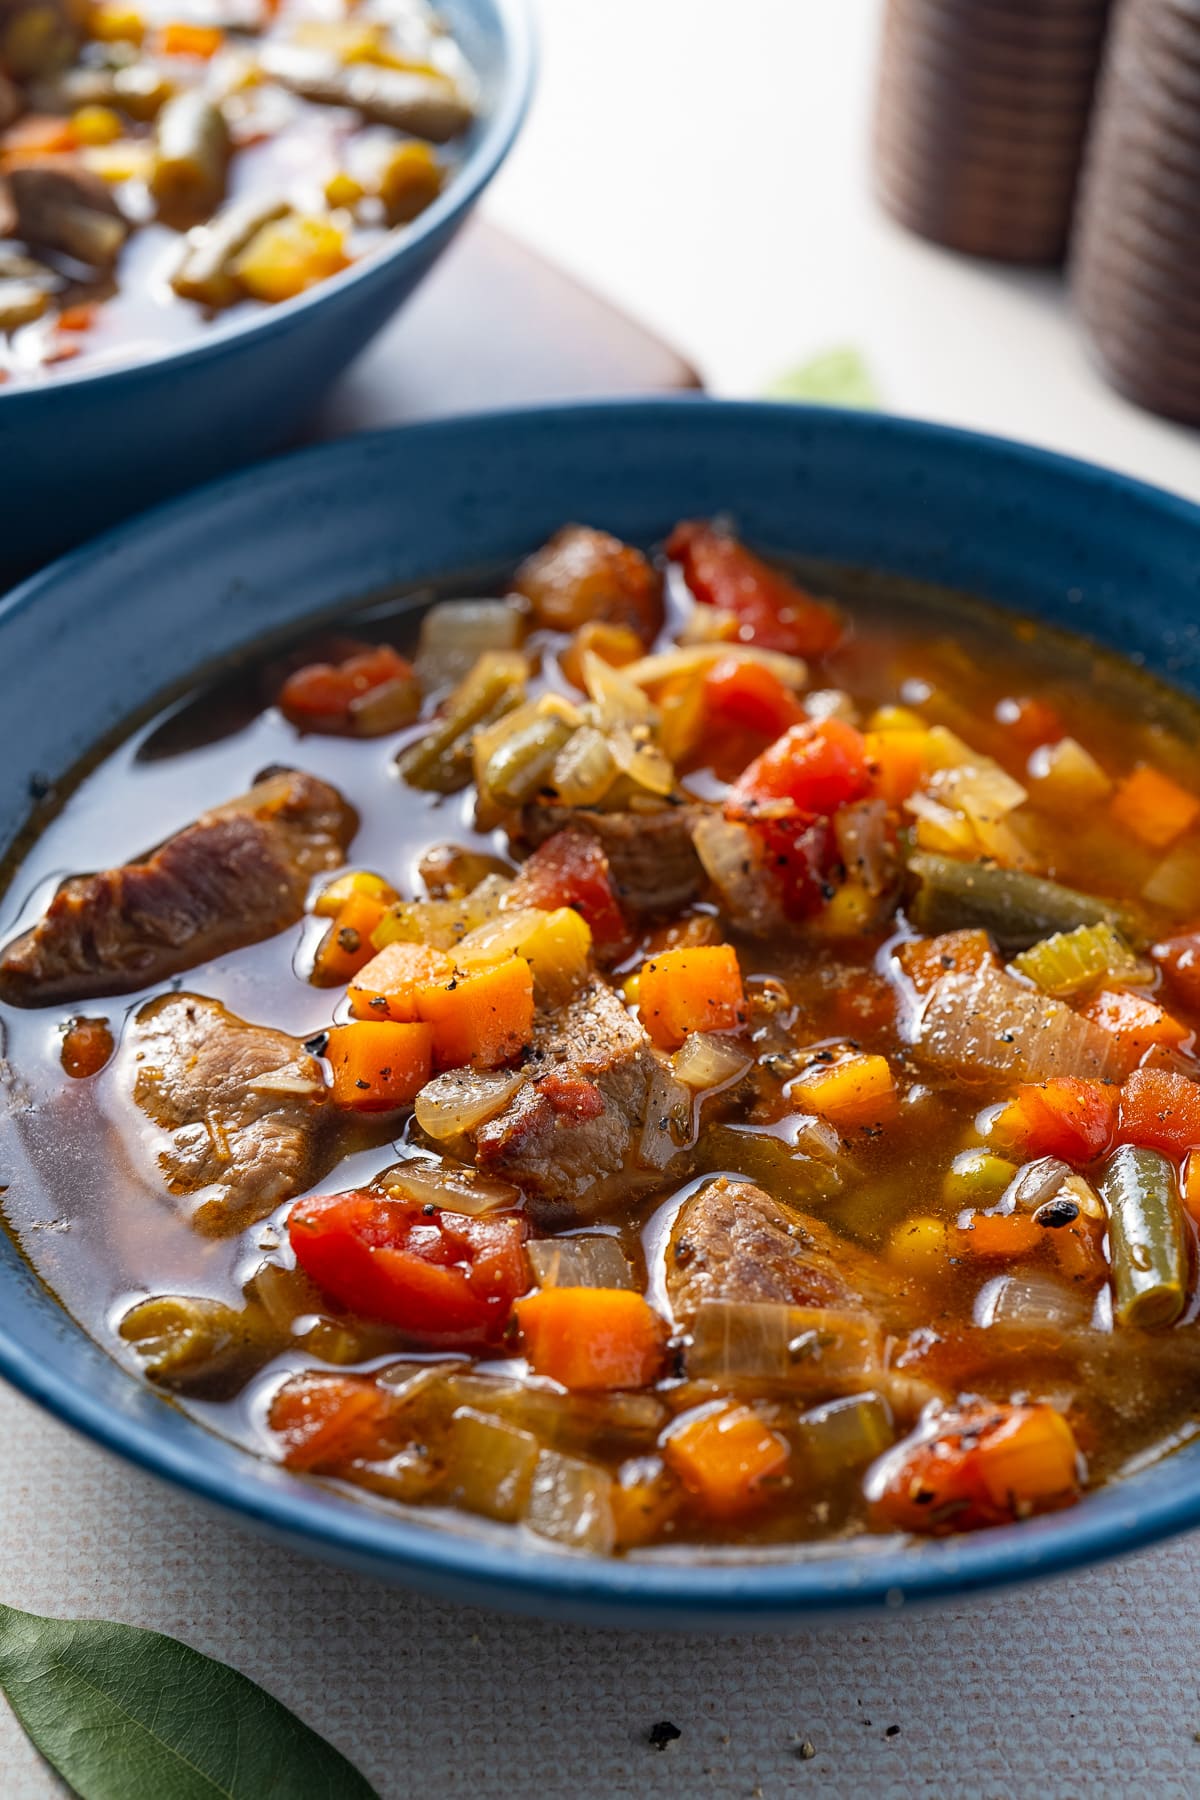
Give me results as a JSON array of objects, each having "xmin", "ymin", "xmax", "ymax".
[
  {"xmin": 4, "ymin": 394, "xmax": 1200, "ymax": 1621},
  {"xmin": 0, "ymin": 0, "xmax": 536, "ymax": 403}
]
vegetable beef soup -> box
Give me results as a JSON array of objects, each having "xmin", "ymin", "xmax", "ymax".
[
  {"xmin": 0, "ymin": 0, "xmax": 476, "ymax": 381},
  {"xmin": 5, "ymin": 522, "xmax": 1200, "ymax": 1558}
]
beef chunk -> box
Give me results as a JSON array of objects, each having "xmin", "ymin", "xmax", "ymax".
[
  {"xmin": 512, "ymin": 525, "xmax": 662, "ymax": 640},
  {"xmin": 0, "ymin": 768, "xmax": 357, "ymax": 1006},
  {"xmin": 472, "ymin": 977, "xmax": 676, "ymax": 1226},
  {"xmin": 520, "ymin": 802, "xmax": 705, "ymax": 916},
  {"xmin": 666, "ymin": 1178, "xmax": 915, "ymax": 1329},
  {"xmin": 7, "ymin": 158, "xmax": 129, "ymax": 268},
  {"xmin": 128, "ymin": 993, "xmax": 335, "ymax": 1233}
]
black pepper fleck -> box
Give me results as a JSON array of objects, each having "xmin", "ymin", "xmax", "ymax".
[{"xmin": 647, "ymin": 1722, "xmax": 681, "ymax": 1752}]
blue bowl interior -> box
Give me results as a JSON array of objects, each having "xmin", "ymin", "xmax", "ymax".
[{"xmin": 3, "ymin": 399, "xmax": 1200, "ymax": 1627}]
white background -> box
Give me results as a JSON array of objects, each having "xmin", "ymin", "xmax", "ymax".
[
  {"xmin": 487, "ymin": 0, "xmax": 1198, "ymax": 499},
  {"xmin": 4, "ymin": 4, "xmax": 1200, "ymax": 1796}
]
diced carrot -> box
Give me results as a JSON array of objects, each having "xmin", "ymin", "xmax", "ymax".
[
  {"xmin": 864, "ymin": 728, "xmax": 927, "ymax": 805},
  {"xmin": 348, "ymin": 941, "xmax": 454, "ymax": 1021},
  {"xmin": 992, "ymin": 1078, "xmax": 1118, "ymax": 1165},
  {"xmin": 268, "ymin": 1372, "xmax": 392, "ymax": 1472},
  {"xmin": 415, "ymin": 955, "xmax": 534, "ymax": 1069},
  {"xmin": 869, "ymin": 1400, "xmax": 1080, "ymax": 1533},
  {"xmin": 559, "ymin": 619, "xmax": 643, "ymax": 692},
  {"xmin": 516, "ymin": 1288, "xmax": 668, "ymax": 1390},
  {"xmin": 157, "ymin": 20, "xmax": 224, "ymax": 55},
  {"xmin": 2, "ymin": 116, "xmax": 78, "ymax": 160},
  {"xmin": 57, "ymin": 303, "xmax": 98, "ymax": 333},
  {"xmin": 663, "ymin": 1401, "xmax": 790, "ymax": 1516},
  {"xmin": 310, "ymin": 890, "xmax": 389, "ymax": 987},
  {"xmin": 952, "ymin": 1211, "xmax": 1043, "ymax": 1260},
  {"xmin": 1078, "ymin": 988, "xmax": 1188, "ymax": 1061},
  {"xmin": 1110, "ymin": 764, "xmax": 1200, "ymax": 850},
  {"xmin": 637, "ymin": 944, "xmax": 747, "ymax": 1050},
  {"xmin": 1118, "ymin": 1066, "xmax": 1200, "ymax": 1156},
  {"xmin": 791, "ymin": 1051, "xmax": 897, "ymax": 1129},
  {"xmin": 325, "ymin": 1021, "xmax": 433, "ymax": 1110},
  {"xmin": 896, "ymin": 929, "xmax": 995, "ymax": 995},
  {"xmin": 60, "ymin": 1015, "xmax": 114, "ymax": 1079}
]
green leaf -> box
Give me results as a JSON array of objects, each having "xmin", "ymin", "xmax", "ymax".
[
  {"xmin": 0, "ymin": 1602, "xmax": 380, "ymax": 1800},
  {"xmin": 762, "ymin": 346, "xmax": 881, "ymax": 409}
]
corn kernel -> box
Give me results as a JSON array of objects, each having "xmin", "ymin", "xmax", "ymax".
[
  {"xmin": 233, "ymin": 215, "xmax": 350, "ymax": 304},
  {"xmin": 71, "ymin": 104, "xmax": 123, "ymax": 146},
  {"xmin": 378, "ymin": 140, "xmax": 442, "ymax": 225},
  {"xmin": 324, "ymin": 170, "xmax": 365, "ymax": 210},
  {"xmin": 887, "ymin": 1215, "xmax": 947, "ymax": 1278}
]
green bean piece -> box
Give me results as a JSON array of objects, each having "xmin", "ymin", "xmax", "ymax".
[
  {"xmin": 150, "ymin": 91, "xmax": 231, "ymax": 227},
  {"xmin": 259, "ymin": 47, "xmax": 474, "ymax": 140},
  {"xmin": 118, "ymin": 1294, "xmax": 276, "ymax": 1396},
  {"xmin": 399, "ymin": 649, "xmax": 528, "ymax": 793},
  {"xmin": 907, "ymin": 852, "xmax": 1139, "ymax": 951},
  {"xmin": 171, "ymin": 194, "xmax": 292, "ymax": 308},
  {"xmin": 1098, "ymin": 1145, "xmax": 1188, "ymax": 1330},
  {"xmin": 481, "ymin": 713, "xmax": 576, "ymax": 807}
]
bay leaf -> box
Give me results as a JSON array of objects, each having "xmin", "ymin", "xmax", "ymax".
[{"xmin": 0, "ymin": 1601, "xmax": 379, "ymax": 1800}]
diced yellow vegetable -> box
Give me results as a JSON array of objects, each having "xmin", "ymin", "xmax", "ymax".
[
  {"xmin": 88, "ymin": 1, "xmax": 145, "ymax": 42},
  {"xmin": 792, "ymin": 1052, "xmax": 897, "ymax": 1128},
  {"xmin": 324, "ymin": 170, "xmax": 365, "ymax": 210},
  {"xmin": 868, "ymin": 703, "xmax": 926, "ymax": 733},
  {"xmin": 233, "ymin": 215, "xmax": 350, "ymax": 303},
  {"xmin": 82, "ymin": 141, "xmax": 155, "ymax": 183},
  {"xmin": 887, "ymin": 1216, "xmax": 947, "ymax": 1277},
  {"xmin": 812, "ymin": 880, "xmax": 877, "ymax": 938},
  {"xmin": 378, "ymin": 140, "xmax": 443, "ymax": 225},
  {"xmin": 314, "ymin": 869, "xmax": 397, "ymax": 918},
  {"xmin": 457, "ymin": 905, "xmax": 592, "ymax": 1004},
  {"xmin": 72, "ymin": 103, "xmax": 123, "ymax": 145}
]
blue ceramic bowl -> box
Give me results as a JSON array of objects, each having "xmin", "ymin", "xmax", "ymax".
[
  {"xmin": 0, "ymin": 0, "xmax": 534, "ymax": 576},
  {"xmin": 3, "ymin": 399, "xmax": 1200, "ymax": 1630}
]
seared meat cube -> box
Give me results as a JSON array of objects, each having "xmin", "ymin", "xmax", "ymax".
[
  {"xmin": 520, "ymin": 802, "xmax": 706, "ymax": 917},
  {"xmin": 472, "ymin": 977, "xmax": 678, "ymax": 1226},
  {"xmin": 512, "ymin": 525, "xmax": 663, "ymax": 641},
  {"xmin": 0, "ymin": 768, "xmax": 357, "ymax": 1006},
  {"xmin": 128, "ymin": 993, "xmax": 335, "ymax": 1233},
  {"xmin": 7, "ymin": 158, "xmax": 129, "ymax": 268},
  {"xmin": 666, "ymin": 1178, "xmax": 917, "ymax": 1330}
]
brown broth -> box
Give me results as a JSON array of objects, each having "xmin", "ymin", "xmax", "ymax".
[{"xmin": 4, "ymin": 558, "xmax": 1200, "ymax": 1556}]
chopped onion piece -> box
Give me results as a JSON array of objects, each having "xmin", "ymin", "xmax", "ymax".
[
  {"xmin": 1143, "ymin": 836, "xmax": 1200, "ymax": 915},
  {"xmin": 373, "ymin": 875, "xmax": 513, "ymax": 952},
  {"xmin": 456, "ymin": 906, "xmax": 546, "ymax": 966},
  {"xmin": 528, "ymin": 1235, "xmax": 635, "ymax": 1290},
  {"xmin": 693, "ymin": 815, "xmax": 783, "ymax": 937},
  {"xmin": 803, "ymin": 688, "xmax": 859, "ymax": 725},
  {"xmin": 416, "ymin": 599, "xmax": 527, "ymax": 689},
  {"xmin": 380, "ymin": 1156, "xmax": 522, "ymax": 1216},
  {"xmin": 441, "ymin": 1373, "xmax": 665, "ymax": 1452},
  {"xmin": 582, "ymin": 647, "xmax": 655, "ymax": 727},
  {"xmin": 524, "ymin": 1449, "xmax": 616, "ymax": 1554},
  {"xmin": 795, "ymin": 1392, "xmax": 894, "ymax": 1479},
  {"xmin": 671, "ymin": 1030, "xmax": 753, "ymax": 1091},
  {"xmin": 376, "ymin": 1359, "xmax": 468, "ymax": 1401},
  {"xmin": 976, "ymin": 1272, "xmax": 1092, "ymax": 1331},
  {"xmin": 621, "ymin": 643, "xmax": 809, "ymax": 691},
  {"xmin": 834, "ymin": 798, "xmax": 892, "ymax": 898},
  {"xmin": 444, "ymin": 1406, "xmax": 539, "ymax": 1522},
  {"xmin": 608, "ymin": 723, "xmax": 676, "ymax": 797},
  {"xmin": 638, "ymin": 1064, "xmax": 694, "ymax": 1170},
  {"xmin": 1002, "ymin": 1156, "xmax": 1073, "ymax": 1213},
  {"xmin": 551, "ymin": 724, "xmax": 618, "ymax": 806},
  {"xmin": 910, "ymin": 964, "xmax": 1126, "ymax": 1083},
  {"xmin": 686, "ymin": 1301, "xmax": 882, "ymax": 1393},
  {"xmin": 414, "ymin": 1069, "xmax": 527, "ymax": 1140}
]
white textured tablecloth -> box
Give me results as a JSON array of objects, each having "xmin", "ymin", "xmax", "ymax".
[{"xmin": 2, "ymin": 1380, "xmax": 1198, "ymax": 1799}]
